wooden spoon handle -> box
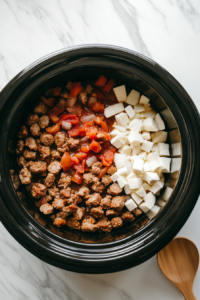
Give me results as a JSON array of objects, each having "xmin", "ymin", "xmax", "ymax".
[{"xmin": 183, "ymin": 289, "xmax": 197, "ymax": 300}]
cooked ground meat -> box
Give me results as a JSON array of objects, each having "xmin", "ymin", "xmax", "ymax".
[
  {"xmin": 111, "ymin": 217, "xmax": 123, "ymax": 228},
  {"xmin": 91, "ymin": 162, "xmax": 102, "ymax": 175},
  {"xmin": 35, "ymin": 195, "xmax": 52, "ymax": 207},
  {"xmin": 71, "ymin": 192, "xmax": 82, "ymax": 204},
  {"xmin": 27, "ymin": 114, "xmax": 39, "ymax": 126},
  {"xmin": 105, "ymin": 209, "xmax": 119, "ymax": 218},
  {"xmin": 85, "ymin": 84, "xmax": 93, "ymax": 94},
  {"xmin": 10, "ymin": 170, "xmax": 20, "ymax": 190},
  {"xmin": 101, "ymin": 175, "xmax": 112, "ymax": 186},
  {"xmin": 48, "ymin": 185, "xmax": 60, "ymax": 197},
  {"xmin": 139, "ymin": 217, "xmax": 149, "ymax": 226},
  {"xmin": 51, "ymin": 149, "xmax": 61, "ymax": 159},
  {"xmin": 30, "ymin": 123, "xmax": 40, "ymax": 137},
  {"xmin": 66, "ymin": 217, "xmax": 81, "ymax": 230},
  {"xmin": 58, "ymin": 173, "xmax": 71, "ymax": 188},
  {"xmin": 78, "ymin": 91, "xmax": 88, "ymax": 104},
  {"xmin": 34, "ymin": 102, "xmax": 48, "ymax": 115},
  {"xmin": 48, "ymin": 161, "xmax": 61, "ymax": 175},
  {"xmin": 23, "ymin": 150, "xmax": 37, "ymax": 160},
  {"xmin": 31, "ymin": 183, "xmax": 47, "ymax": 198},
  {"xmin": 52, "ymin": 196, "xmax": 65, "ymax": 210},
  {"xmin": 107, "ymin": 183, "xmax": 122, "ymax": 195},
  {"xmin": 107, "ymin": 165, "xmax": 117, "ymax": 175},
  {"xmin": 91, "ymin": 181, "xmax": 105, "ymax": 193},
  {"xmin": 40, "ymin": 203, "xmax": 53, "ymax": 215},
  {"xmin": 60, "ymin": 91, "xmax": 69, "ymax": 99},
  {"xmin": 62, "ymin": 204, "xmax": 78, "ymax": 216},
  {"xmin": 85, "ymin": 193, "xmax": 102, "ymax": 207},
  {"xmin": 18, "ymin": 156, "xmax": 27, "ymax": 167},
  {"xmin": 60, "ymin": 187, "xmax": 71, "ymax": 198},
  {"xmin": 122, "ymin": 212, "xmax": 135, "ymax": 222},
  {"xmin": 111, "ymin": 196, "xmax": 125, "ymax": 211},
  {"xmin": 67, "ymin": 105, "xmax": 83, "ymax": 117},
  {"xmin": 81, "ymin": 217, "xmax": 98, "ymax": 233},
  {"xmin": 73, "ymin": 207, "xmax": 85, "ymax": 221},
  {"xmin": 57, "ymin": 142, "xmax": 69, "ymax": 153},
  {"xmin": 90, "ymin": 206, "xmax": 104, "ymax": 219},
  {"xmin": 19, "ymin": 168, "xmax": 32, "ymax": 184},
  {"xmin": 96, "ymin": 216, "xmax": 112, "ymax": 233},
  {"xmin": 38, "ymin": 145, "xmax": 50, "ymax": 160},
  {"xmin": 25, "ymin": 137, "xmax": 37, "ymax": 151},
  {"xmin": 28, "ymin": 161, "xmax": 47, "ymax": 174},
  {"xmin": 101, "ymin": 195, "xmax": 112, "ymax": 209},
  {"xmin": 83, "ymin": 173, "xmax": 99, "ymax": 185},
  {"xmin": 18, "ymin": 125, "xmax": 28, "ymax": 139},
  {"xmin": 66, "ymin": 81, "xmax": 73, "ymax": 90},
  {"xmin": 67, "ymin": 138, "xmax": 79, "ymax": 149},
  {"xmin": 40, "ymin": 133, "xmax": 54, "ymax": 146},
  {"xmin": 56, "ymin": 98, "xmax": 66, "ymax": 108},
  {"xmin": 77, "ymin": 186, "xmax": 90, "ymax": 198},
  {"xmin": 44, "ymin": 173, "xmax": 55, "ymax": 187},
  {"xmin": 54, "ymin": 132, "xmax": 66, "ymax": 147},
  {"xmin": 39, "ymin": 115, "xmax": 49, "ymax": 129},
  {"xmin": 133, "ymin": 208, "xmax": 143, "ymax": 217},
  {"xmin": 53, "ymin": 217, "xmax": 67, "ymax": 227},
  {"xmin": 16, "ymin": 140, "xmax": 24, "ymax": 154}
]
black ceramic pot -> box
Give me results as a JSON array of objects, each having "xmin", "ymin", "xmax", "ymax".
[{"xmin": 0, "ymin": 45, "xmax": 200, "ymax": 274}]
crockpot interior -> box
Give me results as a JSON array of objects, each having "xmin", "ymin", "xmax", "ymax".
[{"xmin": 8, "ymin": 66, "xmax": 182, "ymax": 243}]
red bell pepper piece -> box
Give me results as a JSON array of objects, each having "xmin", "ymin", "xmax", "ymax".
[
  {"xmin": 102, "ymin": 78, "xmax": 116, "ymax": 93},
  {"xmin": 91, "ymin": 90, "xmax": 106, "ymax": 100},
  {"xmin": 74, "ymin": 159, "xmax": 86, "ymax": 173},
  {"xmin": 49, "ymin": 114, "xmax": 59, "ymax": 124},
  {"xmin": 60, "ymin": 114, "xmax": 79, "ymax": 125},
  {"xmin": 86, "ymin": 126, "xmax": 98, "ymax": 140},
  {"xmin": 40, "ymin": 96, "xmax": 55, "ymax": 108},
  {"xmin": 46, "ymin": 124, "xmax": 60, "ymax": 135},
  {"xmin": 69, "ymin": 82, "xmax": 83, "ymax": 97},
  {"xmin": 89, "ymin": 140, "xmax": 102, "ymax": 153},
  {"xmin": 52, "ymin": 87, "xmax": 61, "ymax": 96},
  {"xmin": 98, "ymin": 149, "xmax": 114, "ymax": 166},
  {"xmin": 91, "ymin": 102, "xmax": 105, "ymax": 113},
  {"xmin": 80, "ymin": 145, "xmax": 90, "ymax": 153},
  {"xmin": 48, "ymin": 106, "xmax": 65, "ymax": 124},
  {"xmin": 60, "ymin": 152, "xmax": 72, "ymax": 172},
  {"xmin": 70, "ymin": 156, "xmax": 80, "ymax": 165},
  {"xmin": 95, "ymin": 75, "xmax": 107, "ymax": 87},
  {"xmin": 72, "ymin": 172, "xmax": 83, "ymax": 184},
  {"xmin": 75, "ymin": 152, "xmax": 87, "ymax": 160},
  {"xmin": 68, "ymin": 125, "xmax": 81, "ymax": 137},
  {"xmin": 94, "ymin": 115, "xmax": 104, "ymax": 125},
  {"xmin": 98, "ymin": 167, "xmax": 109, "ymax": 179},
  {"xmin": 101, "ymin": 121, "xmax": 108, "ymax": 132}
]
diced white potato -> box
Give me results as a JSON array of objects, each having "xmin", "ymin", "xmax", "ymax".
[
  {"xmin": 171, "ymin": 143, "xmax": 181, "ymax": 156},
  {"xmin": 114, "ymin": 153, "xmax": 127, "ymax": 168},
  {"xmin": 113, "ymin": 85, "xmax": 127, "ymax": 102},
  {"xmin": 126, "ymin": 172, "xmax": 136, "ymax": 181},
  {"xmin": 110, "ymin": 172, "xmax": 120, "ymax": 182},
  {"xmin": 143, "ymin": 118, "xmax": 159, "ymax": 132},
  {"xmin": 104, "ymin": 103, "xmax": 124, "ymax": 118},
  {"xmin": 128, "ymin": 177, "xmax": 143, "ymax": 189},
  {"xmin": 162, "ymin": 187, "xmax": 173, "ymax": 201},
  {"xmin": 141, "ymin": 140, "xmax": 154, "ymax": 153},
  {"xmin": 143, "ymin": 172, "xmax": 160, "ymax": 185},
  {"xmin": 111, "ymin": 136, "xmax": 125, "ymax": 149},
  {"xmin": 150, "ymin": 181, "xmax": 164, "ymax": 194},
  {"xmin": 146, "ymin": 205, "xmax": 161, "ymax": 220},
  {"xmin": 143, "ymin": 162, "xmax": 151, "ymax": 173},
  {"xmin": 117, "ymin": 176, "xmax": 127, "ymax": 188},
  {"xmin": 171, "ymin": 158, "xmax": 181, "ymax": 173},
  {"xmin": 157, "ymin": 199, "xmax": 166, "ymax": 207},
  {"xmin": 134, "ymin": 104, "xmax": 145, "ymax": 112},
  {"xmin": 113, "ymin": 124, "xmax": 127, "ymax": 132},
  {"xmin": 159, "ymin": 157, "xmax": 171, "ymax": 173},
  {"xmin": 124, "ymin": 184, "xmax": 133, "ymax": 195},
  {"xmin": 129, "ymin": 132, "xmax": 143, "ymax": 146},
  {"xmin": 126, "ymin": 160, "xmax": 132, "ymax": 174},
  {"xmin": 141, "ymin": 110, "xmax": 156, "ymax": 118},
  {"xmin": 131, "ymin": 192, "xmax": 143, "ymax": 205},
  {"xmin": 142, "ymin": 131, "xmax": 151, "ymax": 140},
  {"xmin": 149, "ymin": 160, "xmax": 163, "ymax": 172},
  {"xmin": 119, "ymin": 145, "xmax": 132, "ymax": 155},
  {"xmin": 116, "ymin": 112, "xmax": 129, "ymax": 126},
  {"xmin": 125, "ymin": 89, "xmax": 140, "ymax": 105},
  {"xmin": 110, "ymin": 129, "xmax": 126, "ymax": 137},
  {"xmin": 142, "ymin": 182, "xmax": 151, "ymax": 191},
  {"xmin": 155, "ymin": 113, "xmax": 165, "ymax": 130},
  {"xmin": 151, "ymin": 144, "xmax": 159, "ymax": 152},
  {"xmin": 139, "ymin": 95, "xmax": 150, "ymax": 105},
  {"xmin": 133, "ymin": 159, "xmax": 144, "ymax": 175},
  {"xmin": 139, "ymin": 192, "xmax": 156, "ymax": 213},
  {"xmin": 138, "ymin": 152, "xmax": 147, "ymax": 160},
  {"xmin": 125, "ymin": 105, "xmax": 135, "ymax": 118},
  {"xmin": 158, "ymin": 143, "xmax": 170, "ymax": 156},
  {"xmin": 136, "ymin": 186, "xmax": 146, "ymax": 197},
  {"xmin": 132, "ymin": 147, "xmax": 142, "ymax": 155},
  {"xmin": 133, "ymin": 113, "xmax": 141, "ymax": 119},
  {"xmin": 125, "ymin": 199, "xmax": 137, "ymax": 211},
  {"xmin": 129, "ymin": 119, "xmax": 143, "ymax": 132},
  {"xmin": 147, "ymin": 152, "xmax": 159, "ymax": 162},
  {"xmin": 117, "ymin": 166, "xmax": 128, "ymax": 176},
  {"xmin": 152, "ymin": 131, "xmax": 168, "ymax": 143}
]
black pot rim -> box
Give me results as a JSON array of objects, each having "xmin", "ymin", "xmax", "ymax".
[{"xmin": 0, "ymin": 44, "xmax": 200, "ymax": 274}]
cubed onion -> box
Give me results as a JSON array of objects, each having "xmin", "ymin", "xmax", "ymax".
[
  {"xmin": 80, "ymin": 113, "xmax": 96, "ymax": 123},
  {"xmin": 66, "ymin": 97, "xmax": 77, "ymax": 108},
  {"xmin": 62, "ymin": 121, "xmax": 72, "ymax": 130},
  {"xmin": 86, "ymin": 156, "xmax": 97, "ymax": 167}
]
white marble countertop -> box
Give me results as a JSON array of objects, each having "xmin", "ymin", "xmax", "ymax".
[{"xmin": 0, "ymin": 0, "xmax": 200, "ymax": 299}]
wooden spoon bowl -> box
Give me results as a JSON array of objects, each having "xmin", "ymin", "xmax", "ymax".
[{"xmin": 157, "ymin": 237, "xmax": 199, "ymax": 300}]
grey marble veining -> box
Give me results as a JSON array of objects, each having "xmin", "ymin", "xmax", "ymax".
[{"xmin": 0, "ymin": 0, "xmax": 200, "ymax": 299}]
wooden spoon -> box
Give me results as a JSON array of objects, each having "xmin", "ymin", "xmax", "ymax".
[{"xmin": 157, "ymin": 237, "xmax": 199, "ymax": 300}]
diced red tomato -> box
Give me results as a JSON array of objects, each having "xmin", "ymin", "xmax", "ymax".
[
  {"xmin": 89, "ymin": 140, "xmax": 102, "ymax": 153},
  {"xmin": 46, "ymin": 124, "xmax": 60, "ymax": 135},
  {"xmin": 101, "ymin": 121, "xmax": 108, "ymax": 132},
  {"xmin": 75, "ymin": 152, "xmax": 87, "ymax": 160},
  {"xmin": 78, "ymin": 126, "xmax": 87, "ymax": 137},
  {"xmin": 41, "ymin": 96, "xmax": 55, "ymax": 108},
  {"xmin": 68, "ymin": 125, "xmax": 83, "ymax": 137},
  {"xmin": 52, "ymin": 87, "xmax": 61, "ymax": 96},
  {"xmin": 80, "ymin": 145, "xmax": 90, "ymax": 153},
  {"xmin": 91, "ymin": 102, "xmax": 105, "ymax": 113},
  {"xmin": 60, "ymin": 152, "xmax": 72, "ymax": 172},
  {"xmin": 69, "ymin": 82, "xmax": 83, "ymax": 97},
  {"xmin": 95, "ymin": 75, "xmax": 107, "ymax": 87},
  {"xmin": 98, "ymin": 149, "xmax": 114, "ymax": 166},
  {"xmin": 102, "ymin": 78, "xmax": 116, "ymax": 93},
  {"xmin": 102, "ymin": 158, "xmax": 111, "ymax": 167},
  {"xmin": 86, "ymin": 126, "xmax": 98, "ymax": 140},
  {"xmin": 74, "ymin": 159, "xmax": 86, "ymax": 173},
  {"xmin": 109, "ymin": 146, "xmax": 117, "ymax": 153},
  {"xmin": 92, "ymin": 90, "xmax": 106, "ymax": 100},
  {"xmin": 82, "ymin": 121, "xmax": 95, "ymax": 127},
  {"xmin": 72, "ymin": 172, "xmax": 83, "ymax": 184},
  {"xmin": 60, "ymin": 114, "xmax": 79, "ymax": 125},
  {"xmin": 94, "ymin": 115, "xmax": 104, "ymax": 125},
  {"xmin": 98, "ymin": 167, "xmax": 108, "ymax": 179},
  {"xmin": 70, "ymin": 156, "xmax": 80, "ymax": 165}
]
